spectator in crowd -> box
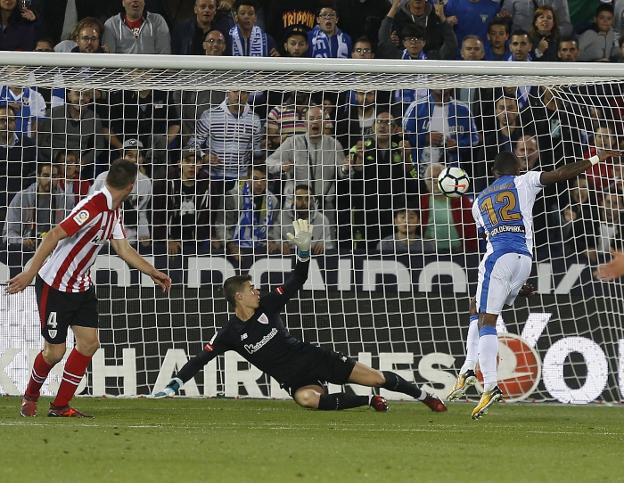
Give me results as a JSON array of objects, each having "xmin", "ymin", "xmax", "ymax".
[
  {"xmin": 187, "ymin": 90, "xmax": 262, "ymax": 216},
  {"xmin": 585, "ymin": 188, "xmax": 624, "ymax": 262},
  {"xmin": 0, "ymin": 82, "xmax": 46, "ymax": 137},
  {"xmin": 108, "ymin": 87, "xmax": 181, "ymax": 178},
  {"xmin": 339, "ymin": 111, "xmax": 419, "ymax": 250},
  {"xmin": 179, "ymin": 29, "xmax": 227, "ymax": 146},
  {"xmin": 103, "ymin": 0, "xmax": 171, "ymax": 54},
  {"xmin": 55, "ymin": 16, "xmax": 105, "ymax": 52},
  {"xmin": 550, "ymin": 175, "xmax": 598, "ymax": 258},
  {"xmin": 54, "ymin": 150, "xmax": 91, "ymax": 205},
  {"xmin": 152, "ymin": 150, "xmax": 212, "ymax": 255},
  {"xmin": 3, "ymin": 162, "xmax": 74, "ymax": 250},
  {"xmin": 454, "ymin": 36, "xmax": 487, "ymax": 109},
  {"xmin": 36, "ymin": 1, "xmax": 117, "ymax": 45},
  {"xmin": 37, "ymin": 88, "xmax": 112, "ymax": 175},
  {"xmin": 500, "ymin": 0, "xmax": 572, "ymax": 37},
  {"xmin": 351, "ymin": 36, "xmax": 374, "ymax": 59},
  {"xmin": 266, "ymin": 105, "xmax": 346, "ymax": 214},
  {"xmin": 585, "ymin": 125, "xmax": 620, "ymax": 190},
  {"xmin": 484, "ymin": 17, "xmax": 510, "ymax": 60},
  {"xmin": 215, "ymin": 164, "xmax": 280, "ymax": 263},
  {"xmin": 90, "ymin": 143, "xmax": 152, "ymax": 246},
  {"xmin": 172, "ymin": 0, "xmax": 233, "ymax": 55},
  {"xmin": 0, "ymin": 0, "xmax": 39, "ymax": 51},
  {"xmin": 381, "ymin": 0, "xmax": 457, "ymax": 60},
  {"xmin": 508, "ymin": 29, "xmax": 533, "ymax": 61},
  {"xmin": 474, "ymin": 95, "xmax": 523, "ymax": 191},
  {"xmin": 0, "ymin": 104, "xmax": 37, "ymax": 222},
  {"xmin": 267, "ymin": 91, "xmax": 310, "ymax": 144},
  {"xmin": 275, "ymin": 184, "xmax": 335, "ymax": 255},
  {"xmin": 307, "ymin": 5, "xmax": 352, "ymax": 58},
  {"xmin": 557, "ymin": 37, "xmax": 580, "ymax": 61},
  {"xmin": 443, "ymin": 0, "xmax": 500, "ymax": 50},
  {"xmin": 460, "ymin": 35, "xmax": 485, "ymax": 61},
  {"xmin": 578, "ymin": 4, "xmax": 619, "ymax": 62},
  {"xmin": 33, "ymin": 38, "xmax": 54, "ymax": 52},
  {"xmin": 420, "ymin": 162, "xmax": 477, "ymax": 254},
  {"xmin": 514, "ymin": 134, "xmax": 540, "ymax": 171},
  {"xmin": 227, "ymin": 0, "xmax": 278, "ymax": 57},
  {"xmin": 529, "ymin": 5, "xmax": 560, "ymax": 61},
  {"xmin": 336, "ymin": 90, "xmax": 377, "ymax": 151},
  {"xmin": 378, "ymin": 207, "xmax": 435, "ymax": 255},
  {"xmin": 281, "ymin": 24, "xmax": 309, "ymax": 57},
  {"xmin": 265, "ymin": 0, "xmax": 319, "ymax": 41},
  {"xmin": 336, "ymin": 0, "xmax": 387, "ymax": 46},
  {"xmin": 403, "ymin": 89, "xmax": 479, "ymax": 174}
]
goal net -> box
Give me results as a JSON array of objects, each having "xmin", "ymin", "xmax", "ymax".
[{"xmin": 0, "ymin": 54, "xmax": 623, "ymax": 403}]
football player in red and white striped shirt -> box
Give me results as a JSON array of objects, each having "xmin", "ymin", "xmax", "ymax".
[{"xmin": 8, "ymin": 159, "xmax": 171, "ymax": 418}]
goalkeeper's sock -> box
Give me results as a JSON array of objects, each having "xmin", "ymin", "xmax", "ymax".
[
  {"xmin": 460, "ymin": 315, "xmax": 480, "ymax": 374},
  {"xmin": 381, "ymin": 371, "xmax": 426, "ymax": 400},
  {"xmin": 52, "ymin": 348, "xmax": 91, "ymax": 408},
  {"xmin": 478, "ymin": 326, "xmax": 498, "ymax": 391},
  {"xmin": 317, "ymin": 393, "xmax": 370, "ymax": 410},
  {"xmin": 24, "ymin": 351, "xmax": 54, "ymax": 401}
]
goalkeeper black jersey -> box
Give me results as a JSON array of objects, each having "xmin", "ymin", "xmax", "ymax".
[{"xmin": 186, "ymin": 259, "xmax": 315, "ymax": 384}]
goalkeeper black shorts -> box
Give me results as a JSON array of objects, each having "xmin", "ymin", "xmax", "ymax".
[{"xmin": 281, "ymin": 346, "xmax": 356, "ymax": 396}]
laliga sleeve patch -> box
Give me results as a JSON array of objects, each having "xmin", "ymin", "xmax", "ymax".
[
  {"xmin": 276, "ymin": 286, "xmax": 284, "ymax": 295},
  {"xmin": 73, "ymin": 209, "xmax": 90, "ymax": 226}
]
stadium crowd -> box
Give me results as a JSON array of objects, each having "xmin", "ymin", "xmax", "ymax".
[{"xmin": 1, "ymin": 0, "xmax": 624, "ymax": 271}]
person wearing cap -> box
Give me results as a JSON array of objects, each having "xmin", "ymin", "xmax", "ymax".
[
  {"xmin": 152, "ymin": 150, "xmax": 212, "ymax": 255},
  {"xmin": 89, "ymin": 140, "xmax": 153, "ymax": 247},
  {"xmin": 282, "ymin": 24, "xmax": 309, "ymax": 57}
]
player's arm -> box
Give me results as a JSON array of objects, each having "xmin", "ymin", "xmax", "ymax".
[
  {"xmin": 110, "ymin": 238, "xmax": 172, "ymax": 293},
  {"xmin": 539, "ymin": 150, "xmax": 621, "ymax": 185},
  {"xmin": 6, "ymin": 225, "xmax": 68, "ymax": 293},
  {"xmin": 261, "ymin": 220, "xmax": 313, "ymax": 312},
  {"xmin": 595, "ymin": 250, "xmax": 624, "ymax": 281}
]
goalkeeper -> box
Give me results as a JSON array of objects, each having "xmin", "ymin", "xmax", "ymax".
[{"xmin": 154, "ymin": 219, "xmax": 446, "ymax": 413}]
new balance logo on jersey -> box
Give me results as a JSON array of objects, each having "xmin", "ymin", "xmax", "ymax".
[
  {"xmin": 241, "ymin": 333, "xmax": 248, "ymax": 341},
  {"xmin": 244, "ymin": 328, "xmax": 277, "ymax": 354},
  {"xmin": 258, "ymin": 313, "xmax": 269, "ymax": 325}
]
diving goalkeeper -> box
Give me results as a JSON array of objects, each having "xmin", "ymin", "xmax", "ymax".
[{"xmin": 154, "ymin": 219, "xmax": 446, "ymax": 412}]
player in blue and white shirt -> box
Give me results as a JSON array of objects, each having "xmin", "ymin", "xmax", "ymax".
[{"xmin": 462, "ymin": 148, "xmax": 618, "ymax": 420}]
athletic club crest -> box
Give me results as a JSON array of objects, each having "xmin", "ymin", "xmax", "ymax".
[{"xmin": 258, "ymin": 313, "xmax": 269, "ymax": 325}]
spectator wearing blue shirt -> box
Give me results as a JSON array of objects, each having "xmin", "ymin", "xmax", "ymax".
[
  {"xmin": 484, "ymin": 17, "xmax": 510, "ymax": 60},
  {"xmin": 307, "ymin": 5, "xmax": 352, "ymax": 58},
  {"xmin": 444, "ymin": 0, "xmax": 500, "ymax": 51},
  {"xmin": 403, "ymin": 89, "xmax": 479, "ymax": 173}
]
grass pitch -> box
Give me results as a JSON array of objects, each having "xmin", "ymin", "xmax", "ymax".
[{"xmin": 1, "ymin": 396, "xmax": 623, "ymax": 483}]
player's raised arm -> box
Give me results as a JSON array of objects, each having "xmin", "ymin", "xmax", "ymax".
[
  {"xmin": 261, "ymin": 219, "xmax": 313, "ymax": 312},
  {"xmin": 6, "ymin": 225, "xmax": 69, "ymax": 294},
  {"xmin": 539, "ymin": 150, "xmax": 621, "ymax": 185}
]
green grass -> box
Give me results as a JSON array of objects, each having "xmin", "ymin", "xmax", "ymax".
[{"xmin": 1, "ymin": 396, "xmax": 623, "ymax": 483}]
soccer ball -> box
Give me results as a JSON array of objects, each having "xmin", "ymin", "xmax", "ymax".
[{"xmin": 437, "ymin": 166, "xmax": 470, "ymax": 198}]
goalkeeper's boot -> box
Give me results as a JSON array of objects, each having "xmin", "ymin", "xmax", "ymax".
[
  {"xmin": 20, "ymin": 396, "xmax": 37, "ymax": 417},
  {"xmin": 447, "ymin": 369, "xmax": 478, "ymax": 400},
  {"xmin": 370, "ymin": 395, "xmax": 389, "ymax": 412},
  {"xmin": 471, "ymin": 385, "xmax": 503, "ymax": 420},
  {"xmin": 48, "ymin": 404, "xmax": 93, "ymax": 418},
  {"xmin": 152, "ymin": 378, "xmax": 181, "ymax": 398},
  {"xmin": 422, "ymin": 394, "xmax": 447, "ymax": 412}
]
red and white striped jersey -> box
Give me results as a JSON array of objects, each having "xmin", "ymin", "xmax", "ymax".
[{"xmin": 39, "ymin": 186, "xmax": 126, "ymax": 293}]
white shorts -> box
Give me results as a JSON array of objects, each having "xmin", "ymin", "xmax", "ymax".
[{"xmin": 475, "ymin": 252, "xmax": 532, "ymax": 315}]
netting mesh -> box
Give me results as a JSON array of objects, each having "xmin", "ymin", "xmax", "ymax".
[{"xmin": 0, "ymin": 59, "xmax": 623, "ymax": 403}]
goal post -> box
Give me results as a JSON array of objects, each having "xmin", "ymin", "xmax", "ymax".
[{"xmin": 0, "ymin": 53, "xmax": 623, "ymax": 403}]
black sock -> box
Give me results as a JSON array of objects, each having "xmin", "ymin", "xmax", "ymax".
[
  {"xmin": 317, "ymin": 393, "xmax": 370, "ymax": 410},
  {"xmin": 382, "ymin": 371, "xmax": 424, "ymax": 399}
]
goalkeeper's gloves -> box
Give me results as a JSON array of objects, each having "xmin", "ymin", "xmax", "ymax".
[
  {"xmin": 152, "ymin": 377, "xmax": 182, "ymax": 398},
  {"xmin": 286, "ymin": 219, "xmax": 313, "ymax": 261}
]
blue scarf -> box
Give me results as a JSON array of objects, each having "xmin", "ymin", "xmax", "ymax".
[
  {"xmin": 230, "ymin": 25, "xmax": 268, "ymax": 56},
  {"xmin": 310, "ymin": 26, "xmax": 349, "ymax": 58},
  {"xmin": 401, "ymin": 49, "xmax": 427, "ymax": 60},
  {"xmin": 234, "ymin": 181, "xmax": 274, "ymax": 248}
]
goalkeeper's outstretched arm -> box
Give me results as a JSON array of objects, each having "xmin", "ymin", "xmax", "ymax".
[{"xmin": 540, "ymin": 150, "xmax": 621, "ymax": 185}]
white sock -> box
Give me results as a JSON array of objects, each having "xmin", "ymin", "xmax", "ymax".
[
  {"xmin": 478, "ymin": 328, "xmax": 498, "ymax": 391},
  {"xmin": 460, "ymin": 315, "xmax": 479, "ymax": 374}
]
